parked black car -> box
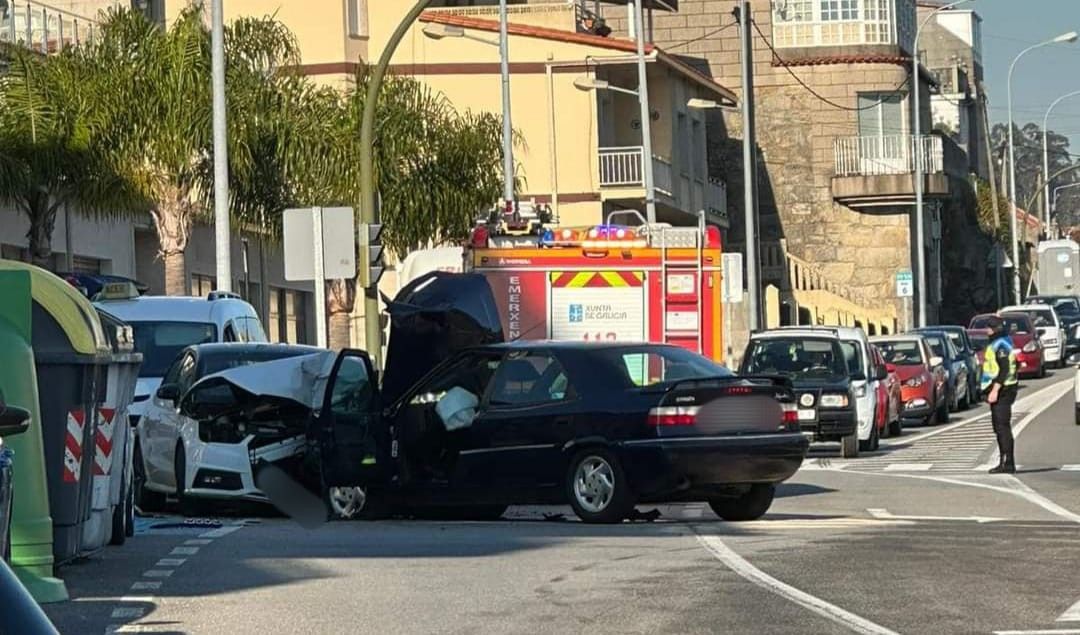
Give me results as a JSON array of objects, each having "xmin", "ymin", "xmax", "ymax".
[
  {"xmin": 739, "ymin": 331, "xmax": 862, "ymax": 458},
  {"xmin": 914, "ymin": 326, "xmax": 980, "ymax": 407},
  {"xmin": 0, "ymin": 399, "xmax": 31, "ymax": 561},
  {"xmin": 186, "ymin": 273, "xmax": 809, "ymax": 524}
]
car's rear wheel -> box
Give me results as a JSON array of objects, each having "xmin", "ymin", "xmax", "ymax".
[
  {"xmin": 133, "ymin": 440, "xmax": 165, "ymax": 513},
  {"xmin": 936, "ymin": 397, "xmax": 949, "ymax": 425},
  {"xmin": 709, "ymin": 484, "xmax": 776, "ymax": 521},
  {"xmin": 840, "ymin": 431, "xmax": 859, "ymax": 458},
  {"xmin": 888, "ymin": 417, "xmax": 903, "ymax": 438},
  {"xmin": 566, "ymin": 449, "xmax": 635, "ymax": 524}
]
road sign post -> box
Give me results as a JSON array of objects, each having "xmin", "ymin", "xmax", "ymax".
[
  {"xmin": 284, "ymin": 207, "xmax": 357, "ymax": 349},
  {"xmin": 897, "ymin": 269, "xmax": 913, "ymax": 331},
  {"xmin": 722, "ymin": 253, "xmax": 744, "ymax": 367}
]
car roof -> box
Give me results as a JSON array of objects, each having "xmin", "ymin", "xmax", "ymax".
[
  {"xmin": 1003, "ymin": 304, "xmax": 1051, "ymax": 311},
  {"xmin": 767, "ymin": 325, "xmax": 867, "ymax": 339},
  {"xmin": 483, "ymin": 340, "xmax": 685, "ymax": 352},
  {"xmin": 871, "ymin": 335, "xmax": 925, "ymax": 344},
  {"xmin": 751, "ymin": 329, "xmax": 841, "ymax": 341},
  {"xmin": 94, "ymin": 295, "xmax": 256, "ymax": 323}
]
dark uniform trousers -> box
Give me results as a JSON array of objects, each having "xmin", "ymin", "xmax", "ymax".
[{"xmin": 990, "ymin": 386, "xmax": 1018, "ymax": 463}]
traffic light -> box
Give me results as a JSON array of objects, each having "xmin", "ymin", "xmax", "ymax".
[{"xmin": 359, "ymin": 222, "xmax": 384, "ymax": 289}]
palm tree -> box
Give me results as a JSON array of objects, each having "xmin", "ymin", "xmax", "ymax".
[
  {"xmin": 0, "ymin": 45, "xmax": 145, "ymax": 269},
  {"xmin": 319, "ymin": 68, "xmax": 510, "ymax": 350},
  {"xmin": 84, "ymin": 7, "xmax": 212, "ymax": 295}
]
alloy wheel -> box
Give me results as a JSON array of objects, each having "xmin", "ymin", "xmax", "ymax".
[
  {"xmin": 573, "ymin": 456, "xmax": 615, "ymax": 513},
  {"xmin": 329, "ymin": 486, "xmax": 367, "ymax": 519}
]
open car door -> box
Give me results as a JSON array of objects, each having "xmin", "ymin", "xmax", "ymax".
[{"xmin": 315, "ymin": 349, "xmax": 387, "ymax": 488}]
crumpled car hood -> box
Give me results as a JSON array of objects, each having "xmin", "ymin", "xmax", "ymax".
[{"xmin": 181, "ymin": 352, "xmax": 338, "ymax": 419}]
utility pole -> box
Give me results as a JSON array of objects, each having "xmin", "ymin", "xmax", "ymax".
[
  {"xmin": 631, "ymin": 0, "xmax": 657, "ymax": 224},
  {"xmin": 979, "ymin": 85, "xmax": 1002, "ymax": 308},
  {"xmin": 737, "ymin": 0, "xmax": 760, "ymax": 331},
  {"xmin": 498, "ymin": 0, "xmax": 514, "ymax": 204},
  {"xmin": 211, "ymin": 0, "xmax": 231, "ymax": 292}
]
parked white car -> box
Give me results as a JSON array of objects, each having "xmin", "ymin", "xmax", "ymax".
[
  {"xmin": 94, "ymin": 285, "xmax": 268, "ymax": 424},
  {"xmin": 1002, "ymin": 304, "xmax": 1064, "ymax": 367},
  {"xmin": 134, "ymin": 343, "xmax": 320, "ymax": 514}
]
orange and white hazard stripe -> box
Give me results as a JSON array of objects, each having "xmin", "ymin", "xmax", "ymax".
[
  {"xmin": 549, "ymin": 271, "xmax": 645, "ymax": 288},
  {"xmin": 94, "ymin": 407, "xmax": 115, "ymax": 477},
  {"xmin": 64, "ymin": 409, "xmax": 85, "ymax": 483}
]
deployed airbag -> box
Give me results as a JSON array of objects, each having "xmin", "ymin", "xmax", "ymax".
[{"xmin": 435, "ymin": 387, "xmax": 479, "ymax": 431}]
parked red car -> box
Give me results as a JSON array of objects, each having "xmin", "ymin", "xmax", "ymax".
[
  {"xmin": 871, "ymin": 335, "xmax": 948, "ymax": 425},
  {"xmin": 969, "ymin": 313, "xmax": 1044, "ymax": 379},
  {"xmin": 870, "ymin": 344, "xmax": 902, "ymax": 437}
]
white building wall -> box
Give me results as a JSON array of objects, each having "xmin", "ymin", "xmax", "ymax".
[{"xmin": 0, "ymin": 205, "xmax": 137, "ymax": 275}]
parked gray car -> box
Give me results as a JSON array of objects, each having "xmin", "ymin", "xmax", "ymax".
[{"xmin": 0, "ymin": 400, "xmax": 31, "ymax": 561}]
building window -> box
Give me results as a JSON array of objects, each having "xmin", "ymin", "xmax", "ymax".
[
  {"xmin": 191, "ymin": 273, "xmax": 215, "ymax": 298},
  {"xmin": 772, "ymin": 0, "xmax": 909, "ymax": 49},
  {"xmin": 347, "ymin": 0, "xmax": 368, "ymax": 37},
  {"xmin": 268, "ymin": 287, "xmax": 310, "ymax": 344}
]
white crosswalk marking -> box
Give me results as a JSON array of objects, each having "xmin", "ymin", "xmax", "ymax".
[{"xmin": 832, "ymin": 413, "xmax": 1024, "ymax": 474}]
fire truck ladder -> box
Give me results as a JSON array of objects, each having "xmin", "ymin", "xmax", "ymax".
[{"xmin": 656, "ymin": 215, "xmax": 705, "ymax": 355}]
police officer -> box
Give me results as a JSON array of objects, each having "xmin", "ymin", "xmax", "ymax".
[{"xmin": 980, "ymin": 315, "xmax": 1019, "ymax": 474}]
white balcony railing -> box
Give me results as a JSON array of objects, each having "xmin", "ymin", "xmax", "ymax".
[
  {"xmin": 834, "ymin": 135, "xmax": 944, "ymax": 177},
  {"xmin": 599, "ymin": 146, "xmax": 645, "ymax": 187},
  {"xmin": 0, "ymin": 1, "xmax": 102, "ymax": 54}
]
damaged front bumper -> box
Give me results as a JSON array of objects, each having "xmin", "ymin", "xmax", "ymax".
[{"xmin": 185, "ymin": 434, "xmax": 308, "ymax": 501}]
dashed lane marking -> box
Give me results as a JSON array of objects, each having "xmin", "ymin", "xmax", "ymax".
[
  {"xmin": 1062, "ymin": 465, "xmax": 1080, "ymax": 472},
  {"xmin": 883, "ymin": 463, "xmax": 933, "ymax": 471},
  {"xmin": 184, "ymin": 539, "xmax": 213, "ymax": 545},
  {"xmin": 170, "ymin": 546, "xmax": 199, "ymax": 556},
  {"xmin": 110, "ymin": 608, "xmax": 145, "ymax": 620},
  {"xmin": 155, "ymin": 558, "xmax": 186, "ymax": 567},
  {"xmin": 129, "ymin": 581, "xmax": 160, "ymax": 591},
  {"xmin": 141, "ymin": 570, "xmax": 173, "ymax": 579}
]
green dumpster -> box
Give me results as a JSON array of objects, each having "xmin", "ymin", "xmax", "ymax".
[
  {"xmin": 0, "ymin": 260, "xmax": 111, "ymax": 566},
  {"xmin": 0, "ymin": 267, "xmax": 67, "ymax": 602}
]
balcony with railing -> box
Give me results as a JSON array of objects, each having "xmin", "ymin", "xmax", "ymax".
[
  {"xmin": 831, "ymin": 134, "xmax": 955, "ymax": 209},
  {"xmin": 1, "ymin": 1, "xmax": 102, "ymax": 54}
]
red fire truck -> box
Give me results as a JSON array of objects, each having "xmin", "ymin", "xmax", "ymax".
[{"xmin": 397, "ymin": 204, "xmax": 725, "ymax": 362}]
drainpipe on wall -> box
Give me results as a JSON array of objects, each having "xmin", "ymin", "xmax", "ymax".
[{"xmin": 63, "ymin": 203, "xmax": 73, "ymax": 273}]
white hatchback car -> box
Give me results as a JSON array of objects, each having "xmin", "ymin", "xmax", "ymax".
[
  {"xmin": 134, "ymin": 343, "xmax": 320, "ymax": 514},
  {"xmin": 1001, "ymin": 304, "xmax": 1064, "ymax": 367},
  {"xmin": 93, "ymin": 285, "xmax": 268, "ymax": 424}
]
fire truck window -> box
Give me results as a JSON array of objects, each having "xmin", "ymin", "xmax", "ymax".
[{"xmin": 488, "ymin": 353, "xmax": 572, "ymax": 406}]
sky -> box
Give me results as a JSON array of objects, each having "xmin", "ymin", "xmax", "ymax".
[{"xmin": 979, "ymin": 0, "xmax": 1080, "ymax": 149}]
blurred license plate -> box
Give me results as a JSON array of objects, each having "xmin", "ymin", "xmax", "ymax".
[{"xmin": 798, "ymin": 409, "xmax": 816, "ymax": 421}]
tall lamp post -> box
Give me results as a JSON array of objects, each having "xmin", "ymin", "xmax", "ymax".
[
  {"xmin": 422, "ymin": 20, "xmax": 515, "ymax": 204},
  {"xmin": 912, "ymin": 0, "xmax": 973, "ymax": 328},
  {"xmin": 211, "ymin": 0, "xmax": 230, "ymax": 292},
  {"xmin": 1042, "ymin": 89, "xmax": 1080, "ymax": 228},
  {"xmin": 1052, "ymin": 182, "xmax": 1080, "ymax": 237},
  {"xmin": 1008, "ymin": 31, "xmax": 1079, "ymax": 302}
]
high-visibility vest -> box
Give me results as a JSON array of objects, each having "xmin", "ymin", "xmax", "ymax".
[{"xmin": 980, "ymin": 337, "xmax": 1018, "ymax": 391}]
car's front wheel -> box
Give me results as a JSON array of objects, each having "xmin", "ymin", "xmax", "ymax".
[
  {"xmin": 840, "ymin": 431, "xmax": 859, "ymax": 458},
  {"xmin": 858, "ymin": 423, "xmax": 879, "ymax": 452},
  {"xmin": 888, "ymin": 416, "xmax": 903, "ymax": 438},
  {"xmin": 174, "ymin": 445, "xmax": 204, "ymax": 518},
  {"xmin": 709, "ymin": 484, "xmax": 776, "ymax": 521},
  {"xmin": 565, "ymin": 449, "xmax": 635, "ymax": 524}
]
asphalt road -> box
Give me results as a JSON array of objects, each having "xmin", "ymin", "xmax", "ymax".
[{"xmin": 42, "ymin": 371, "xmax": 1080, "ymax": 635}]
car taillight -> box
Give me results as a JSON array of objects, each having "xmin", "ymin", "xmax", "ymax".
[
  {"xmin": 647, "ymin": 406, "xmax": 700, "ymax": 426},
  {"xmin": 781, "ymin": 403, "xmax": 798, "ymax": 429}
]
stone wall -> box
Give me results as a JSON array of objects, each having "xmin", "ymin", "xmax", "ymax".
[{"xmin": 607, "ymin": 0, "xmax": 935, "ymax": 323}]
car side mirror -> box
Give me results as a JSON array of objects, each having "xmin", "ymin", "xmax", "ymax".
[
  {"xmin": 0, "ymin": 404, "xmax": 31, "ymax": 437},
  {"xmin": 156, "ymin": 383, "xmax": 181, "ymax": 404},
  {"xmin": 1068, "ymin": 353, "xmax": 1080, "ymax": 367},
  {"xmin": 929, "ymin": 356, "xmax": 944, "ymax": 368}
]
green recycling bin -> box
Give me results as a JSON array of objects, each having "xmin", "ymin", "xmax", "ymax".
[
  {"xmin": 0, "ymin": 260, "xmax": 111, "ymax": 565},
  {"xmin": 0, "ymin": 267, "xmax": 67, "ymax": 602},
  {"xmin": 83, "ymin": 310, "xmax": 141, "ymax": 549}
]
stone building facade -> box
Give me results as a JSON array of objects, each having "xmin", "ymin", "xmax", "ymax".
[{"xmin": 605, "ymin": 0, "xmax": 977, "ymax": 327}]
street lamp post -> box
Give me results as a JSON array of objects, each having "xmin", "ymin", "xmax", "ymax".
[
  {"xmin": 912, "ymin": 0, "xmax": 973, "ymax": 328},
  {"xmin": 422, "ymin": 19, "xmax": 515, "ymax": 205},
  {"xmin": 630, "ymin": 0, "xmax": 656, "ymax": 224},
  {"xmin": 211, "ymin": 0, "xmax": 230, "ymax": 292},
  {"xmin": 1042, "ymin": 89, "xmax": 1080, "ymax": 228},
  {"xmin": 1008, "ymin": 31, "xmax": 1079, "ymax": 303}
]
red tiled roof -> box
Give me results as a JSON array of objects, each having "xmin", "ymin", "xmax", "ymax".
[
  {"xmin": 771, "ymin": 54, "xmax": 939, "ymax": 88},
  {"xmin": 418, "ymin": 12, "xmax": 737, "ymax": 104},
  {"xmin": 420, "ymin": 12, "xmax": 654, "ymax": 55}
]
